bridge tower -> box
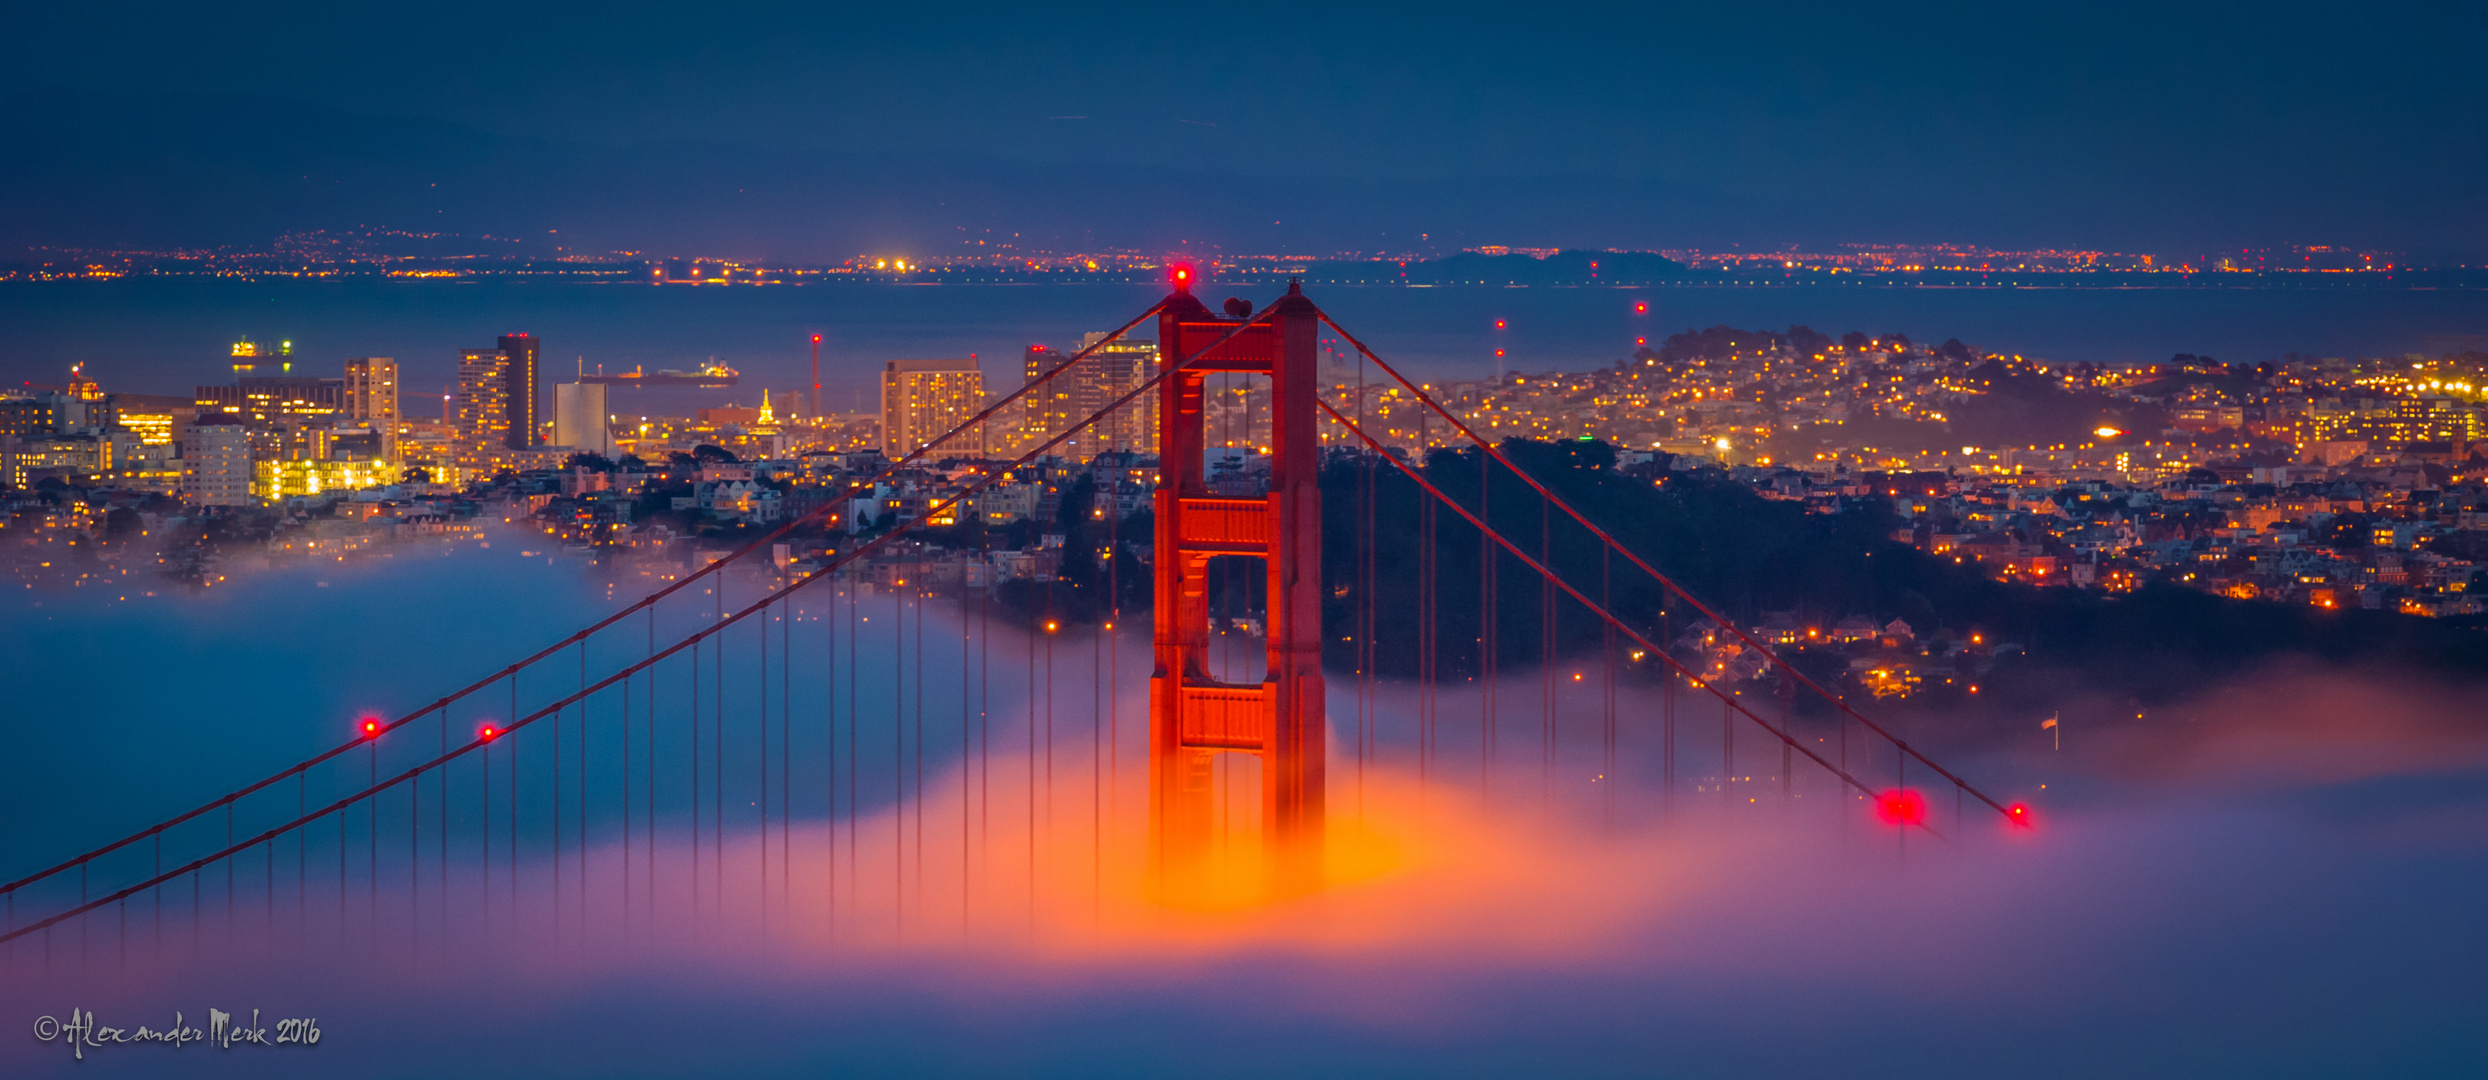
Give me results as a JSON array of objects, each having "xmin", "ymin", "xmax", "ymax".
[{"xmin": 1149, "ymin": 278, "xmax": 1325, "ymax": 890}]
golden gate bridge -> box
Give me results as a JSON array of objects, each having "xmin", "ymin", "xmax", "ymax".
[{"xmin": 1, "ymin": 279, "xmax": 2028, "ymax": 964}]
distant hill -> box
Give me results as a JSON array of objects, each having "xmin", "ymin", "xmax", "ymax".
[{"xmin": 1302, "ymin": 249, "xmax": 1689, "ymax": 285}]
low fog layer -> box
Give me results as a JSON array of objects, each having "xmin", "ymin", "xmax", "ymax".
[{"xmin": 2, "ymin": 539, "xmax": 2481, "ymax": 1078}]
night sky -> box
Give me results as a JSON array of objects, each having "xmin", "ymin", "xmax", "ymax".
[{"xmin": 3, "ymin": 1, "xmax": 2481, "ymax": 259}]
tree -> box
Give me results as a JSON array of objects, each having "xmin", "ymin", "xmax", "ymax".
[
  {"xmin": 401, "ymin": 466, "xmax": 432, "ymax": 484},
  {"xmin": 692, "ymin": 445, "xmax": 740, "ymax": 464},
  {"xmin": 1840, "ymin": 331, "xmax": 1870, "ymax": 351}
]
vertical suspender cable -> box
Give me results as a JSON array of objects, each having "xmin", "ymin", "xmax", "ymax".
[
  {"xmin": 691, "ymin": 637, "xmax": 701, "ymax": 915},
  {"xmin": 578, "ymin": 639, "xmax": 587, "ymax": 933},
  {"xmin": 760, "ymin": 597, "xmax": 771, "ymax": 934},
  {"xmin": 1480, "ymin": 450, "xmax": 1494, "ymax": 797},
  {"xmin": 714, "ymin": 584, "xmax": 723, "ymax": 913}
]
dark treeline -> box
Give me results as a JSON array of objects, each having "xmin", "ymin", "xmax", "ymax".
[{"xmin": 1314, "ymin": 440, "xmax": 2488, "ymax": 701}]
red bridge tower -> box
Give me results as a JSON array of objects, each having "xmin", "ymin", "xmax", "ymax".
[{"xmin": 1149, "ymin": 279, "xmax": 1326, "ymax": 889}]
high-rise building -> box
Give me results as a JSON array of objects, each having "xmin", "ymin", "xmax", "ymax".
[
  {"xmin": 1019, "ymin": 345, "xmax": 1071, "ymax": 456},
  {"xmin": 1080, "ymin": 332, "xmax": 1159, "ymax": 457},
  {"xmin": 344, "ymin": 357, "xmax": 400, "ymax": 464},
  {"xmin": 1016, "ymin": 336, "xmax": 1158, "ymax": 461},
  {"xmin": 880, "ymin": 357, "xmax": 984, "ymax": 458},
  {"xmin": 498, "ymin": 333, "xmax": 540, "ymax": 451},
  {"xmin": 181, "ymin": 417, "xmax": 254, "ymax": 506},
  {"xmin": 455, "ymin": 348, "xmax": 511, "ymax": 474},
  {"xmin": 553, "ymin": 381, "xmax": 613, "ymax": 455}
]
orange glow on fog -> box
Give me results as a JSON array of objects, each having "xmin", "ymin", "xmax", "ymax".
[{"xmin": 574, "ymin": 762, "xmax": 1727, "ymax": 969}]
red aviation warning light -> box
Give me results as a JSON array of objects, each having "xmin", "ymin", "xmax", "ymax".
[
  {"xmin": 360, "ymin": 718, "xmax": 381, "ymax": 738},
  {"xmin": 1634, "ymin": 301, "xmax": 1648, "ymax": 314},
  {"xmin": 2006, "ymin": 802, "xmax": 2034, "ymax": 827},
  {"xmin": 479, "ymin": 725, "xmax": 500, "ymax": 740},
  {"xmin": 1494, "ymin": 319, "xmax": 1506, "ymax": 330},
  {"xmin": 1169, "ymin": 264, "xmax": 1194, "ymax": 290},
  {"xmin": 1874, "ymin": 788, "xmax": 1927, "ymax": 826}
]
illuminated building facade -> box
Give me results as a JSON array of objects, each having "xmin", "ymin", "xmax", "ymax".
[
  {"xmin": 454, "ymin": 348, "xmax": 511, "ymax": 474},
  {"xmin": 254, "ymin": 458, "xmax": 391, "ymax": 500},
  {"xmin": 0, "ymin": 435, "xmax": 105, "ymax": 486},
  {"xmin": 107, "ymin": 393, "xmax": 190, "ymax": 448},
  {"xmin": 194, "ymin": 376, "xmax": 341, "ymax": 425},
  {"xmin": 1079, "ymin": 332, "xmax": 1160, "ymax": 457},
  {"xmin": 880, "ymin": 357, "xmax": 984, "ymax": 458},
  {"xmin": 1016, "ymin": 337, "xmax": 1159, "ymax": 461},
  {"xmin": 1019, "ymin": 345, "xmax": 1069, "ymax": 456},
  {"xmin": 0, "ymin": 398, "xmax": 57, "ymax": 440},
  {"xmin": 345, "ymin": 357, "xmax": 401, "ymax": 463},
  {"xmin": 181, "ymin": 418, "xmax": 254, "ymax": 505}
]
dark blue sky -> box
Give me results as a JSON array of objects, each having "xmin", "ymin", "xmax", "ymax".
[{"xmin": 4, "ymin": 1, "xmax": 2482, "ymax": 259}]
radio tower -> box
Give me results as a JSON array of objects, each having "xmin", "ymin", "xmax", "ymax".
[{"xmin": 809, "ymin": 334, "xmax": 823, "ymax": 418}]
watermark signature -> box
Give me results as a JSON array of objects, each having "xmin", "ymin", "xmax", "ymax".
[{"xmin": 32, "ymin": 1008, "xmax": 319, "ymax": 1059}]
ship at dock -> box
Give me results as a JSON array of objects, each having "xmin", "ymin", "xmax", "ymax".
[{"xmin": 578, "ymin": 361, "xmax": 740, "ymax": 388}]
